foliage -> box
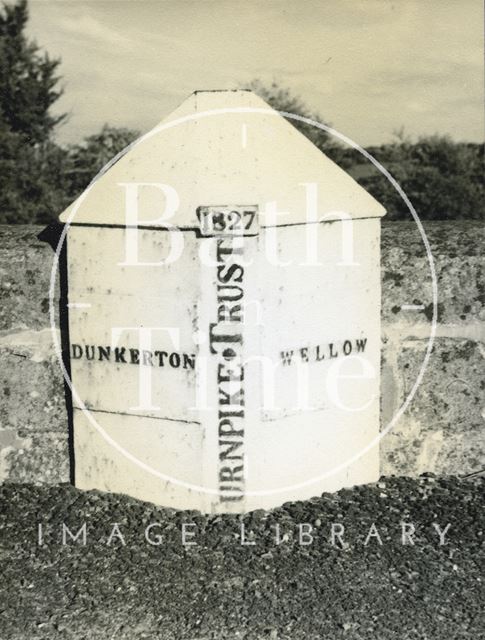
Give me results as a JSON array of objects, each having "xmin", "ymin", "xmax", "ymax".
[
  {"xmin": 0, "ymin": 125, "xmax": 67, "ymax": 223},
  {"xmin": 0, "ymin": 13, "xmax": 483, "ymax": 225},
  {"xmin": 64, "ymin": 124, "xmax": 140, "ymax": 200},
  {"xmin": 353, "ymin": 137, "xmax": 485, "ymax": 220},
  {"xmin": 244, "ymin": 79, "xmax": 341, "ymax": 156},
  {"xmin": 0, "ymin": 0, "xmax": 67, "ymax": 223},
  {"xmin": 246, "ymin": 81, "xmax": 484, "ymax": 220},
  {"xmin": 0, "ymin": 0, "xmax": 64, "ymax": 142}
]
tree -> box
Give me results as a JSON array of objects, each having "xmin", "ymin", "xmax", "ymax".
[
  {"xmin": 0, "ymin": 0, "xmax": 67, "ymax": 223},
  {"xmin": 0, "ymin": 127, "xmax": 67, "ymax": 223},
  {"xmin": 355, "ymin": 136, "xmax": 485, "ymax": 220},
  {"xmin": 244, "ymin": 82, "xmax": 485, "ymax": 220},
  {"xmin": 244, "ymin": 80, "xmax": 343, "ymax": 156},
  {"xmin": 0, "ymin": 0, "xmax": 64, "ymax": 143},
  {"xmin": 65, "ymin": 124, "xmax": 140, "ymax": 199}
]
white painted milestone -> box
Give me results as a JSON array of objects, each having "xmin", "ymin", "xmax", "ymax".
[{"xmin": 55, "ymin": 90, "xmax": 386, "ymax": 513}]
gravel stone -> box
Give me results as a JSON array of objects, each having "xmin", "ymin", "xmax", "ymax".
[{"xmin": 0, "ymin": 476, "xmax": 483, "ymax": 639}]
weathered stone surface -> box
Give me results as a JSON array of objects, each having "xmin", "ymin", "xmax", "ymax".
[
  {"xmin": 381, "ymin": 221, "xmax": 485, "ymax": 325},
  {"xmin": 381, "ymin": 338, "xmax": 485, "ymax": 476},
  {"xmin": 0, "ymin": 342, "xmax": 65, "ymax": 434},
  {"xmin": 0, "ymin": 225, "xmax": 58, "ymax": 332},
  {"xmin": 3, "ymin": 222, "xmax": 483, "ymax": 332},
  {"xmin": 56, "ymin": 91, "xmax": 386, "ymax": 513},
  {"xmin": 0, "ymin": 222, "xmax": 484, "ymax": 484}
]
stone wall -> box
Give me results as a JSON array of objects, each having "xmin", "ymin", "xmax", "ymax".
[
  {"xmin": 0, "ymin": 222, "xmax": 483, "ymax": 484},
  {"xmin": 379, "ymin": 222, "xmax": 484, "ymax": 476}
]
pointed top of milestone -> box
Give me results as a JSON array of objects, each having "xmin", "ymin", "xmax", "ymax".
[{"xmin": 59, "ymin": 90, "xmax": 386, "ymax": 226}]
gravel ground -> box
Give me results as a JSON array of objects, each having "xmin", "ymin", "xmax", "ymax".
[{"xmin": 1, "ymin": 476, "xmax": 484, "ymax": 639}]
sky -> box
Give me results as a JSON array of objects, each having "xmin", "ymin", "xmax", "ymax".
[{"xmin": 27, "ymin": 0, "xmax": 484, "ymax": 147}]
